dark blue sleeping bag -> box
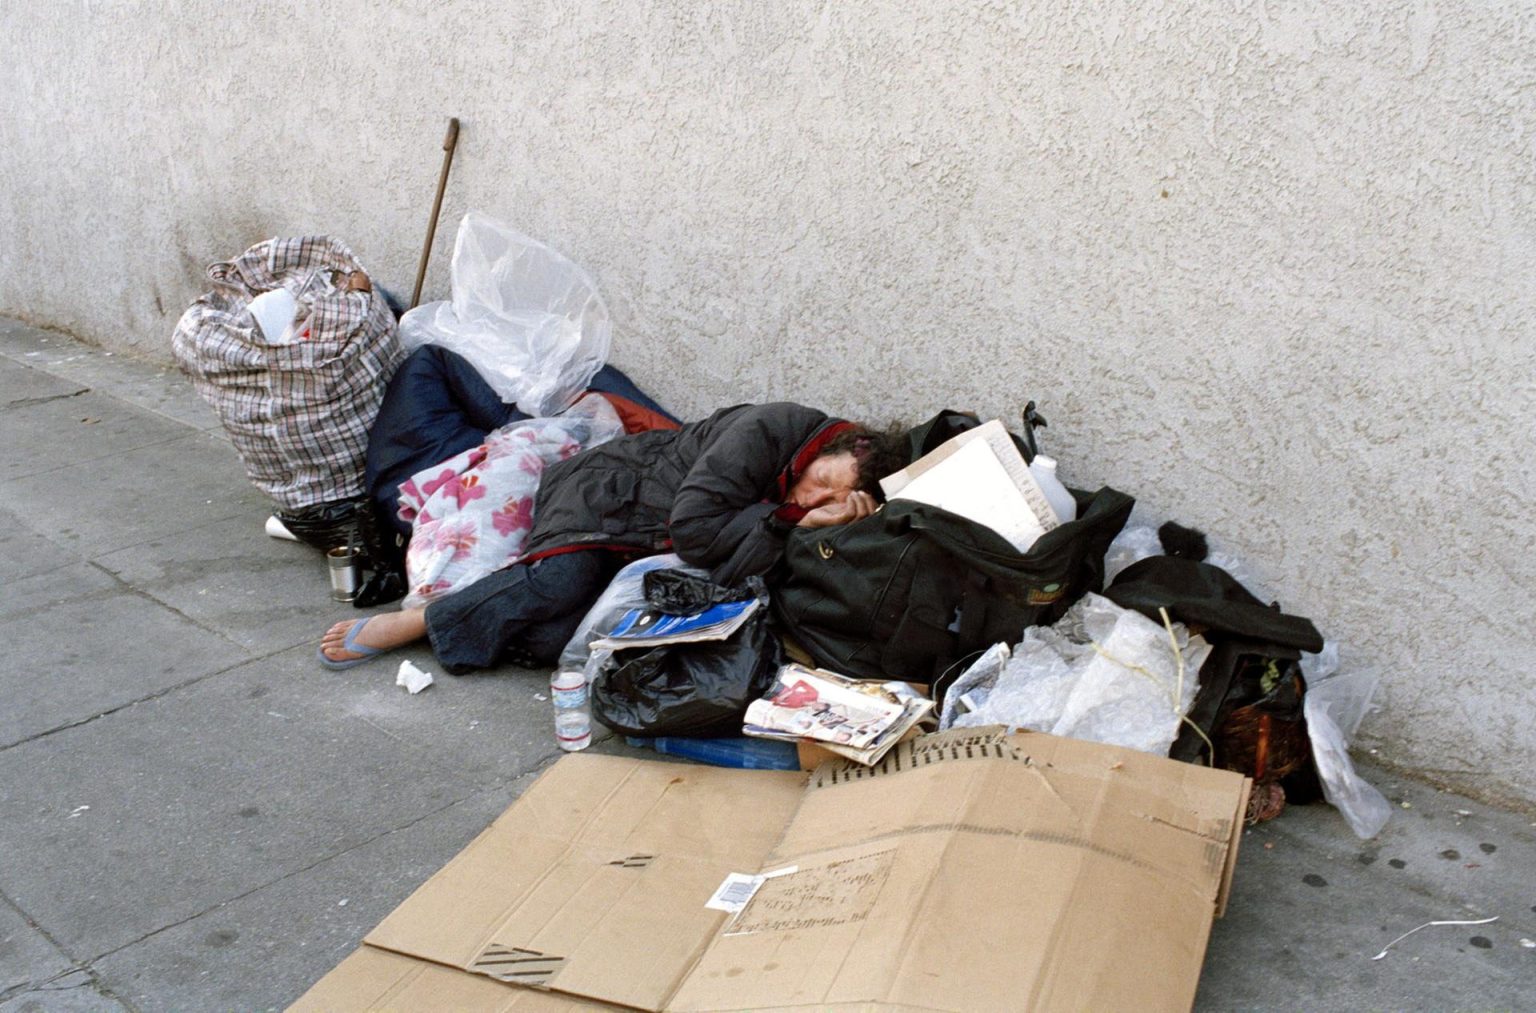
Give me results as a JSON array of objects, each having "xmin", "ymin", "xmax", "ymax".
[{"xmin": 365, "ymin": 346, "xmax": 680, "ymax": 536}]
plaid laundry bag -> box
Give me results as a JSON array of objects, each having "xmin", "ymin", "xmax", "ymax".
[{"xmin": 172, "ymin": 236, "xmax": 405, "ymax": 511}]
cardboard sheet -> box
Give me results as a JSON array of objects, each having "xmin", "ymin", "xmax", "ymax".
[
  {"xmin": 673, "ymin": 730, "xmax": 1248, "ymax": 1011},
  {"xmin": 289, "ymin": 946, "xmax": 614, "ymax": 1011},
  {"xmin": 364, "ymin": 755, "xmax": 807, "ymax": 1010},
  {"xmin": 310, "ymin": 730, "xmax": 1247, "ymax": 1013}
]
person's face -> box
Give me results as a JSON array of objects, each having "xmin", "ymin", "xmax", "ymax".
[{"xmin": 787, "ymin": 452, "xmax": 860, "ymax": 509}]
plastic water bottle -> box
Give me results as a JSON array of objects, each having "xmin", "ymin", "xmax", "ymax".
[{"xmin": 551, "ymin": 670, "xmax": 592, "ymax": 751}]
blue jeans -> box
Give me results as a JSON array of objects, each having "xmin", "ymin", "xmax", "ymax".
[{"xmin": 423, "ymin": 550, "xmax": 624, "ymax": 673}]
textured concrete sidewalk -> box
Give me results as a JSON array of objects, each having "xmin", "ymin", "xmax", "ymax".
[{"xmin": 0, "ymin": 318, "xmax": 1531, "ymax": 1011}]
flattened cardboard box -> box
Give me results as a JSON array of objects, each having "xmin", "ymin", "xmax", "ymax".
[
  {"xmin": 290, "ymin": 947, "xmax": 612, "ymax": 1012},
  {"xmin": 296, "ymin": 729, "xmax": 1248, "ymax": 1012}
]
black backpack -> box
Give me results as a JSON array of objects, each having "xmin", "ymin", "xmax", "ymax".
[{"xmin": 771, "ymin": 488, "xmax": 1133, "ymax": 697}]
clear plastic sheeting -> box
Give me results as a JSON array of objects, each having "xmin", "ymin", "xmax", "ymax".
[
  {"xmin": 400, "ymin": 212, "xmax": 611, "ymax": 417},
  {"xmin": 1104, "ymin": 522, "xmax": 1271, "ymax": 600},
  {"xmin": 1102, "ymin": 525, "xmax": 1164, "ymax": 584},
  {"xmin": 942, "ymin": 594, "xmax": 1209, "ymax": 756},
  {"xmin": 938, "ymin": 642, "xmax": 1011, "ymax": 731},
  {"xmin": 557, "ymin": 554, "xmax": 707, "ymax": 684},
  {"xmin": 1301, "ymin": 643, "xmax": 1393, "ymax": 839}
]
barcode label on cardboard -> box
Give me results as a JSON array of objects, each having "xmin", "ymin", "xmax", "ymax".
[
  {"xmin": 706, "ymin": 866, "xmax": 799, "ymax": 914},
  {"xmin": 706, "ymin": 873, "xmax": 765, "ymax": 913}
]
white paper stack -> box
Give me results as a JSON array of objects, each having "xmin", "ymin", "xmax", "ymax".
[{"xmin": 880, "ymin": 419, "xmax": 1061, "ymax": 552}]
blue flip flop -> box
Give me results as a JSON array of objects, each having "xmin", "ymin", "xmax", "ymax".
[{"xmin": 317, "ymin": 618, "xmax": 388, "ymax": 671}]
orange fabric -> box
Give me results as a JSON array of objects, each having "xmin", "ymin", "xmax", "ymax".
[{"xmin": 596, "ymin": 393, "xmax": 683, "ymax": 435}]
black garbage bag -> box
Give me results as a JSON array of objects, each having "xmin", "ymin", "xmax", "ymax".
[
  {"xmin": 351, "ymin": 499, "xmax": 407, "ymax": 607},
  {"xmin": 276, "ymin": 497, "xmax": 365, "ymax": 554},
  {"xmin": 275, "ymin": 496, "xmax": 407, "ymax": 608},
  {"xmin": 642, "ymin": 568, "xmax": 754, "ymax": 616},
  {"xmin": 591, "ymin": 606, "xmax": 781, "ymax": 738}
]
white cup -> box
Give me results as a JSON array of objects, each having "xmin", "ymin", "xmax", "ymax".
[{"xmin": 248, "ymin": 288, "xmax": 298, "ymax": 345}]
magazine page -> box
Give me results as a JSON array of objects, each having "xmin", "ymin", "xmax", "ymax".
[
  {"xmin": 589, "ymin": 597, "xmax": 759, "ymax": 650},
  {"xmin": 743, "ymin": 665, "xmax": 908, "ymax": 750}
]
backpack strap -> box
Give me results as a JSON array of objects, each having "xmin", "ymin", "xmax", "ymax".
[
  {"xmin": 955, "ymin": 568, "xmax": 991, "ymax": 654},
  {"xmin": 903, "ymin": 408, "xmax": 1044, "ymax": 464},
  {"xmin": 904, "ymin": 410, "xmax": 980, "ymax": 460},
  {"xmin": 928, "ymin": 568, "xmax": 994, "ymax": 696}
]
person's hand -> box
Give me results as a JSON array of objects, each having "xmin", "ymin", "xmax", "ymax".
[{"xmin": 797, "ymin": 491, "xmax": 878, "ymax": 528}]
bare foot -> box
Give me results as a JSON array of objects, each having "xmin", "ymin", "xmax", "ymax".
[{"xmin": 319, "ymin": 609, "xmax": 429, "ymax": 664}]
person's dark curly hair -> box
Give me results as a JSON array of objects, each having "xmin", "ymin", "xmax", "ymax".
[{"xmin": 817, "ymin": 422, "xmax": 911, "ymax": 500}]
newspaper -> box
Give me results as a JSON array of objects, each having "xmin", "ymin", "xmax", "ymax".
[{"xmin": 744, "ymin": 664, "xmax": 936, "ymax": 765}]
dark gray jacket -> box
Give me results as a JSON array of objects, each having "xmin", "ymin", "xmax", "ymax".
[{"xmin": 522, "ymin": 402, "xmax": 840, "ymax": 586}]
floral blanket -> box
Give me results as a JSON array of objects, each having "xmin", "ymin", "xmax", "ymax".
[{"xmin": 397, "ymin": 394, "xmax": 624, "ymax": 607}]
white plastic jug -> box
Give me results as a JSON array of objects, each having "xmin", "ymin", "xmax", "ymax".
[{"xmin": 1029, "ymin": 455, "xmax": 1077, "ymax": 525}]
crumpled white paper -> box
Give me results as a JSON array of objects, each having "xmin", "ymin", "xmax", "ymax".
[{"xmin": 396, "ymin": 660, "xmax": 434, "ymax": 695}]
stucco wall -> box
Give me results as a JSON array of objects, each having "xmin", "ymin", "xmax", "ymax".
[{"xmin": 4, "ymin": 3, "xmax": 1533, "ymax": 805}]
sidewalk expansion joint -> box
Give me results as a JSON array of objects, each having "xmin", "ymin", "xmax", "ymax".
[
  {"xmin": 0, "ymin": 889, "xmax": 135, "ymax": 1011},
  {"xmin": 0, "ymin": 971, "xmax": 93, "ymax": 1002},
  {"xmin": 82, "ymin": 788, "xmax": 504, "ymax": 966},
  {"xmin": 3, "ymin": 386, "xmax": 91, "ymax": 409},
  {"xmin": 0, "ymin": 659, "xmax": 255, "ymax": 754},
  {"xmin": 93, "ymin": 560, "xmax": 260, "ymax": 653}
]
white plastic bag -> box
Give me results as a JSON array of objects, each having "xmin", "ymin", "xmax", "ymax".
[
  {"xmin": 938, "ymin": 642, "xmax": 1011, "ymax": 730},
  {"xmin": 1103, "ymin": 522, "xmax": 1272, "ymax": 601},
  {"xmin": 556, "ymin": 554, "xmax": 709, "ymax": 684},
  {"xmin": 946, "ymin": 594, "xmax": 1209, "ymax": 756},
  {"xmin": 399, "ymin": 212, "xmax": 610, "ymax": 417},
  {"xmin": 1300, "ymin": 643, "xmax": 1392, "ymax": 838},
  {"xmin": 1103, "ymin": 525, "xmax": 1165, "ymax": 584}
]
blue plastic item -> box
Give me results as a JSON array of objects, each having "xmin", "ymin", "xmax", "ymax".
[{"xmin": 625, "ymin": 735, "xmax": 800, "ymax": 771}]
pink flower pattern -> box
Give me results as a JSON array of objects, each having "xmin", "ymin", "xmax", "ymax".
[
  {"xmin": 419, "ymin": 466, "xmax": 462, "ymax": 499},
  {"xmin": 438, "ymin": 524, "xmax": 479, "ymax": 561},
  {"xmin": 395, "ymin": 397, "xmax": 623, "ymax": 608},
  {"xmin": 491, "ymin": 496, "xmax": 535, "ymax": 537},
  {"xmin": 448, "ymin": 473, "xmax": 486, "ymax": 509}
]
